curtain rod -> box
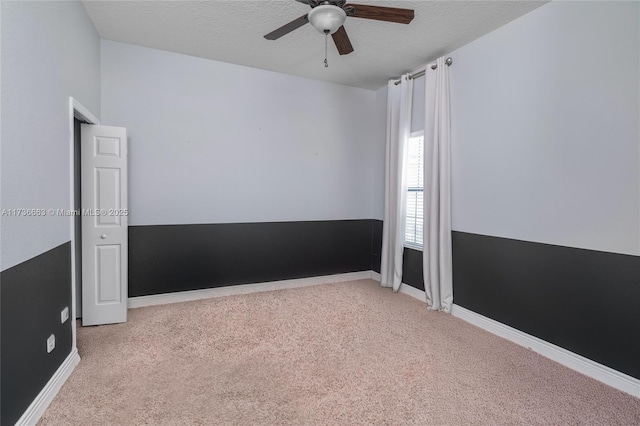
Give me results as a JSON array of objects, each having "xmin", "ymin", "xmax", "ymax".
[{"xmin": 393, "ymin": 57, "xmax": 453, "ymax": 85}]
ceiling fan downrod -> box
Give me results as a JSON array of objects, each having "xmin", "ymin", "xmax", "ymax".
[{"xmin": 324, "ymin": 29, "xmax": 329, "ymax": 68}]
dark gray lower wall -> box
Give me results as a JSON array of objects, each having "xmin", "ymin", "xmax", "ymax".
[
  {"xmin": 1, "ymin": 242, "xmax": 73, "ymax": 426},
  {"xmin": 371, "ymin": 219, "xmax": 383, "ymax": 273},
  {"xmin": 451, "ymin": 231, "xmax": 640, "ymax": 380},
  {"xmin": 403, "ymin": 231, "xmax": 640, "ymax": 378},
  {"xmin": 129, "ymin": 220, "xmax": 379, "ymax": 297},
  {"xmin": 400, "ymin": 232, "xmax": 640, "ymax": 379},
  {"xmin": 401, "ymin": 247, "xmax": 424, "ymax": 290}
]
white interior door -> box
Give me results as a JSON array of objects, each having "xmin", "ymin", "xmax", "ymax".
[{"xmin": 81, "ymin": 124, "xmax": 128, "ymax": 326}]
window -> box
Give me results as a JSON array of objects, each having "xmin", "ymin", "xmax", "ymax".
[{"xmin": 405, "ymin": 132, "xmax": 424, "ymax": 248}]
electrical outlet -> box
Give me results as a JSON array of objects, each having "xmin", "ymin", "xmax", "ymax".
[
  {"xmin": 61, "ymin": 306, "xmax": 69, "ymax": 323},
  {"xmin": 47, "ymin": 334, "xmax": 55, "ymax": 353}
]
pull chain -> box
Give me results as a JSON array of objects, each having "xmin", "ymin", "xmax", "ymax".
[{"xmin": 324, "ymin": 30, "xmax": 329, "ymax": 68}]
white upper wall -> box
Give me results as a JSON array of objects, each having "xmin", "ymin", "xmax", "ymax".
[
  {"xmin": 1, "ymin": 1, "xmax": 101, "ymax": 271},
  {"xmin": 449, "ymin": 1, "xmax": 640, "ymax": 256},
  {"xmin": 100, "ymin": 40, "xmax": 377, "ymax": 226}
]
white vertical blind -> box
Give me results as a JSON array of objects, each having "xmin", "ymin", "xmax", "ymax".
[{"xmin": 405, "ymin": 133, "xmax": 424, "ymax": 247}]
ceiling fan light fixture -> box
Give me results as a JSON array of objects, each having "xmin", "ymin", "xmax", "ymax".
[{"xmin": 308, "ymin": 5, "xmax": 346, "ymax": 35}]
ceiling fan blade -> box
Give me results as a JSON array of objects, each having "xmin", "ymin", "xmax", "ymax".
[
  {"xmin": 347, "ymin": 4, "xmax": 414, "ymax": 24},
  {"xmin": 264, "ymin": 14, "xmax": 309, "ymax": 40},
  {"xmin": 294, "ymin": 0, "xmax": 314, "ymax": 4},
  {"xmin": 331, "ymin": 26, "xmax": 354, "ymax": 55}
]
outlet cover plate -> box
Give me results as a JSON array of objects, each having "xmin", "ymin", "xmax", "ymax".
[{"xmin": 47, "ymin": 334, "xmax": 55, "ymax": 353}]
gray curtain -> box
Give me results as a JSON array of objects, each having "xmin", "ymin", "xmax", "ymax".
[
  {"xmin": 423, "ymin": 57, "xmax": 453, "ymax": 312},
  {"xmin": 381, "ymin": 75, "xmax": 413, "ymax": 291}
]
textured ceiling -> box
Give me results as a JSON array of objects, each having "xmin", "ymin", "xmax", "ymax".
[{"xmin": 83, "ymin": 0, "xmax": 547, "ymax": 90}]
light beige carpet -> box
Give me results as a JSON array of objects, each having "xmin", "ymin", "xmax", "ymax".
[{"xmin": 40, "ymin": 280, "xmax": 640, "ymax": 425}]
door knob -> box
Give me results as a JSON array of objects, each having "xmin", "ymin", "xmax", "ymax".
[{"xmin": 100, "ymin": 234, "xmax": 107, "ymax": 239}]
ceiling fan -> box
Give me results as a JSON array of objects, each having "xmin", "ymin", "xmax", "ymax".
[{"xmin": 264, "ymin": 0, "xmax": 415, "ymax": 56}]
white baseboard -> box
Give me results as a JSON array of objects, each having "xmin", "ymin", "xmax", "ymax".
[
  {"xmin": 398, "ymin": 282, "xmax": 426, "ymax": 301},
  {"xmin": 450, "ymin": 304, "xmax": 640, "ymax": 398},
  {"xmin": 369, "ymin": 272, "xmax": 640, "ymax": 398},
  {"xmin": 128, "ymin": 271, "xmax": 374, "ymax": 309},
  {"xmin": 369, "ymin": 272, "xmax": 426, "ymax": 302},
  {"xmin": 16, "ymin": 348, "xmax": 81, "ymax": 426}
]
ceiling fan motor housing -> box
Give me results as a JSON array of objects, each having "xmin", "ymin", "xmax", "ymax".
[{"xmin": 308, "ymin": 5, "xmax": 347, "ymax": 35}]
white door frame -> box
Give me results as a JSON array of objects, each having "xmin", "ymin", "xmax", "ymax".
[{"xmin": 68, "ymin": 97, "xmax": 99, "ymax": 351}]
